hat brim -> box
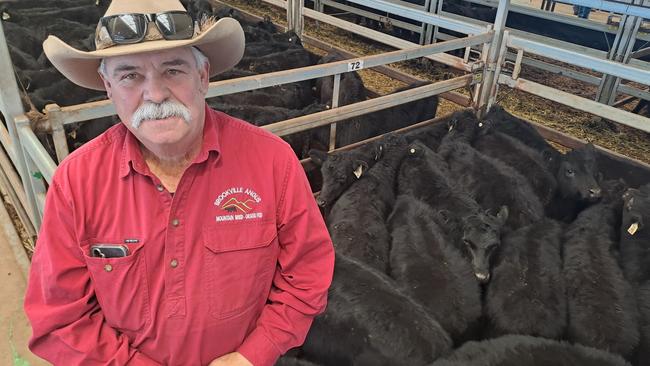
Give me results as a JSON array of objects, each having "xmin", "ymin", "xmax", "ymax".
[{"xmin": 43, "ymin": 17, "xmax": 245, "ymax": 91}]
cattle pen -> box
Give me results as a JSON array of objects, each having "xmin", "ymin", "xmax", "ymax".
[{"xmin": 0, "ymin": 0, "xmax": 650, "ymax": 362}]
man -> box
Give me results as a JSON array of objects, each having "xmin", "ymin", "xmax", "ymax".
[{"xmin": 23, "ymin": 1, "xmax": 335, "ymax": 365}]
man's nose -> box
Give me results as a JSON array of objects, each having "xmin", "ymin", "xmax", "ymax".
[{"xmin": 143, "ymin": 74, "xmax": 170, "ymax": 103}]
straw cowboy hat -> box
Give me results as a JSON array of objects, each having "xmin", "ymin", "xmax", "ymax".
[{"xmin": 43, "ymin": 0, "xmax": 245, "ymax": 90}]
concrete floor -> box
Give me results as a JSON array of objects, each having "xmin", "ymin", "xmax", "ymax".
[{"xmin": 0, "ymin": 230, "xmax": 48, "ymax": 365}]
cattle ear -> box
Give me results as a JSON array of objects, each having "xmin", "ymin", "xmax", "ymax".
[
  {"xmin": 447, "ymin": 118, "xmax": 458, "ymax": 132},
  {"xmin": 496, "ymin": 206, "xmax": 509, "ymax": 226},
  {"xmin": 309, "ymin": 149, "xmax": 328, "ymax": 166},
  {"xmin": 353, "ymin": 160, "xmax": 368, "ymax": 179},
  {"xmin": 541, "ymin": 149, "xmax": 556, "ymax": 164}
]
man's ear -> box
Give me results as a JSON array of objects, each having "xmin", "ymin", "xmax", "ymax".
[
  {"xmin": 99, "ymin": 68, "xmax": 112, "ymax": 99},
  {"xmin": 199, "ymin": 59, "xmax": 210, "ymax": 94}
]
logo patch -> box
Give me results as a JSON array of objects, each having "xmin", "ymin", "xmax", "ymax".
[{"xmin": 214, "ymin": 187, "xmax": 263, "ymax": 222}]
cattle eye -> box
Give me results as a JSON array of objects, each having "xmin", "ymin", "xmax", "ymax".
[{"xmin": 566, "ymin": 168, "xmax": 575, "ymax": 177}]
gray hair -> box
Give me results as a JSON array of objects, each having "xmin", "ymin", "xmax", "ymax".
[{"xmin": 98, "ymin": 46, "xmax": 209, "ymax": 78}]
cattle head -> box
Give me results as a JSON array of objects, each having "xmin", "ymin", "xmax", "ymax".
[
  {"xmin": 459, "ymin": 206, "xmax": 509, "ymax": 284},
  {"xmin": 554, "ymin": 143, "xmax": 602, "ymax": 202},
  {"xmin": 309, "ymin": 149, "xmax": 371, "ymax": 208},
  {"xmin": 621, "ymin": 185, "xmax": 650, "ymax": 238}
]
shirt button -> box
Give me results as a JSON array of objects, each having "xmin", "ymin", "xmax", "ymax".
[
  {"xmin": 170, "ymin": 259, "xmax": 179, "ymax": 268},
  {"xmin": 156, "ymin": 184, "xmax": 164, "ymax": 192},
  {"xmin": 104, "ymin": 264, "xmax": 113, "ymax": 272},
  {"xmin": 171, "ymin": 218, "xmax": 180, "ymax": 227}
]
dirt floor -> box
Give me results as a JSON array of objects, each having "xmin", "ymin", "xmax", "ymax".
[
  {"xmin": 217, "ymin": 0, "xmax": 650, "ymax": 165},
  {"xmin": 0, "ymin": 230, "xmax": 48, "ymax": 365}
]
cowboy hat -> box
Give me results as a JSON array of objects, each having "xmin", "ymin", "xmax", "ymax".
[{"xmin": 43, "ymin": 0, "xmax": 245, "ymax": 91}]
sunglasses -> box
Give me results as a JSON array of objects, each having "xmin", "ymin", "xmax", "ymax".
[{"xmin": 100, "ymin": 11, "xmax": 195, "ymax": 45}]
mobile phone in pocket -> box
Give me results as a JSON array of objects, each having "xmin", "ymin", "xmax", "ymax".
[{"xmin": 90, "ymin": 244, "xmax": 129, "ymax": 258}]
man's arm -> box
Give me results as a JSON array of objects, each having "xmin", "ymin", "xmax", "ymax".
[
  {"xmin": 236, "ymin": 152, "xmax": 335, "ymax": 366},
  {"xmin": 24, "ymin": 178, "xmax": 160, "ymax": 366}
]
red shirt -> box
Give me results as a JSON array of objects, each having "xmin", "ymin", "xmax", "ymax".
[{"xmin": 24, "ymin": 105, "xmax": 334, "ymax": 366}]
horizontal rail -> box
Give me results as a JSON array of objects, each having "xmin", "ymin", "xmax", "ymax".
[
  {"xmin": 53, "ymin": 33, "xmax": 488, "ymax": 125},
  {"xmin": 264, "ymin": 74, "xmax": 474, "ymax": 136},
  {"xmin": 561, "ymin": 0, "xmax": 650, "ymax": 19},
  {"xmin": 346, "ymin": 0, "xmax": 486, "ymax": 34},
  {"xmin": 263, "ymin": 0, "xmax": 475, "ymax": 71},
  {"xmin": 207, "ymin": 32, "xmax": 489, "ymax": 97},
  {"xmin": 507, "ymin": 33, "xmax": 650, "ymax": 85},
  {"xmin": 17, "ymin": 125, "xmax": 57, "ymax": 183},
  {"xmin": 498, "ymin": 73, "xmax": 650, "ymax": 133},
  {"xmin": 321, "ymin": 0, "xmax": 424, "ymax": 33}
]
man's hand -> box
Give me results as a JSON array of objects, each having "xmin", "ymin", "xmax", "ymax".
[{"xmin": 208, "ymin": 352, "xmax": 253, "ymax": 366}]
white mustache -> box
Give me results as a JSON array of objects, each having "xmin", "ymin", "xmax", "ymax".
[{"xmin": 131, "ymin": 101, "xmax": 192, "ymax": 129}]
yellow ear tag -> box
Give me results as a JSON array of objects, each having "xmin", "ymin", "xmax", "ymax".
[
  {"xmin": 628, "ymin": 222, "xmax": 639, "ymax": 236},
  {"xmin": 353, "ymin": 165, "xmax": 363, "ymax": 179}
]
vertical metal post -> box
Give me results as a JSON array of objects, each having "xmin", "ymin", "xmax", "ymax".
[
  {"xmin": 287, "ymin": 0, "xmax": 304, "ymax": 38},
  {"xmin": 476, "ymin": 0, "xmax": 510, "ymax": 118},
  {"xmin": 15, "ymin": 117, "xmax": 44, "ymax": 228},
  {"xmin": 419, "ymin": 0, "xmax": 432, "ymax": 45},
  {"xmin": 328, "ymin": 73, "xmax": 341, "ymax": 151},
  {"xmin": 44, "ymin": 104, "xmax": 70, "ymax": 163},
  {"xmin": 595, "ymin": 0, "xmax": 643, "ymax": 105},
  {"xmin": 431, "ymin": 0, "xmax": 444, "ymax": 45},
  {"xmin": 0, "ymin": 21, "xmax": 44, "ymax": 229}
]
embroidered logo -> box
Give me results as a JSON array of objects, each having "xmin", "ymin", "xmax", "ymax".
[{"xmin": 214, "ymin": 187, "xmax": 263, "ymax": 222}]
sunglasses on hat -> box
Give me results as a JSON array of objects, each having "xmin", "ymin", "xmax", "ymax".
[{"xmin": 100, "ymin": 11, "xmax": 195, "ymax": 44}]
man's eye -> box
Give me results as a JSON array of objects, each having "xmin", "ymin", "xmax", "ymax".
[
  {"xmin": 121, "ymin": 73, "xmax": 138, "ymax": 81},
  {"xmin": 167, "ymin": 69, "xmax": 182, "ymax": 75}
]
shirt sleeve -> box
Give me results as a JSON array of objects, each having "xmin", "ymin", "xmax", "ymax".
[
  {"xmin": 237, "ymin": 151, "xmax": 335, "ymax": 366},
  {"xmin": 24, "ymin": 177, "xmax": 161, "ymax": 366}
]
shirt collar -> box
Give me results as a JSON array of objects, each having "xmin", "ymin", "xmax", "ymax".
[{"xmin": 119, "ymin": 103, "xmax": 221, "ymax": 178}]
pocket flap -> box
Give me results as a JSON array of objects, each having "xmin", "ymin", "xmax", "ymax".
[{"xmin": 203, "ymin": 222, "xmax": 278, "ymax": 253}]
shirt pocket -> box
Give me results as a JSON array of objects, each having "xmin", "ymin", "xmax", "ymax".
[
  {"xmin": 202, "ymin": 222, "xmax": 279, "ymax": 320},
  {"xmin": 83, "ymin": 241, "xmax": 151, "ymax": 332}
]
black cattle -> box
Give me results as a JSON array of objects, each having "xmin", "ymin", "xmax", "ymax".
[
  {"xmin": 545, "ymin": 143, "xmax": 603, "ymax": 222},
  {"xmin": 314, "ymin": 82, "xmax": 439, "ymax": 150},
  {"xmin": 619, "ymin": 184, "xmax": 650, "ymax": 287},
  {"xmin": 8, "ymin": 44, "xmax": 41, "ymax": 72},
  {"xmin": 563, "ymin": 199, "xmax": 640, "ymax": 357},
  {"xmin": 210, "ymin": 81, "xmax": 313, "ymax": 110},
  {"xmin": 482, "ymin": 105, "xmax": 555, "ymax": 155},
  {"xmin": 485, "ymin": 218, "xmax": 566, "ymax": 339},
  {"xmin": 308, "ymin": 143, "xmax": 380, "ymax": 208},
  {"xmin": 244, "ymin": 41, "xmax": 302, "ymax": 58},
  {"xmin": 388, "ymin": 195, "xmax": 482, "ymax": 343},
  {"xmin": 3, "ymin": 22, "xmax": 42, "ymax": 59},
  {"xmin": 315, "ymin": 53, "xmax": 368, "ymax": 108},
  {"xmin": 619, "ymin": 184, "xmax": 650, "ymax": 366},
  {"xmin": 13, "ymin": 5, "xmax": 104, "ymax": 25},
  {"xmin": 326, "ymin": 135, "xmax": 408, "ymax": 272},
  {"xmin": 16, "ymin": 68, "xmax": 64, "ymax": 93},
  {"xmin": 397, "ymin": 140, "xmax": 508, "ymax": 283},
  {"xmin": 438, "ymin": 132, "xmax": 544, "ymax": 230},
  {"xmin": 243, "ymin": 48, "xmax": 315, "ymax": 74},
  {"xmin": 209, "ymin": 102, "xmax": 326, "ymax": 159},
  {"xmin": 182, "ymin": 0, "xmax": 213, "ymax": 21},
  {"xmin": 29, "ymin": 78, "xmax": 104, "ymax": 111},
  {"xmin": 208, "ymin": 102, "xmax": 324, "ymax": 127},
  {"xmin": 475, "ymin": 129, "xmax": 557, "ymax": 206},
  {"xmin": 635, "ymin": 283, "xmax": 650, "ymax": 366},
  {"xmin": 430, "ymin": 334, "xmax": 631, "ymax": 366},
  {"xmin": 303, "ymin": 253, "xmax": 452, "ymax": 366}
]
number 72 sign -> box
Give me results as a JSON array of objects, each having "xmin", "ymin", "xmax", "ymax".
[{"xmin": 347, "ymin": 60, "xmax": 364, "ymax": 72}]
